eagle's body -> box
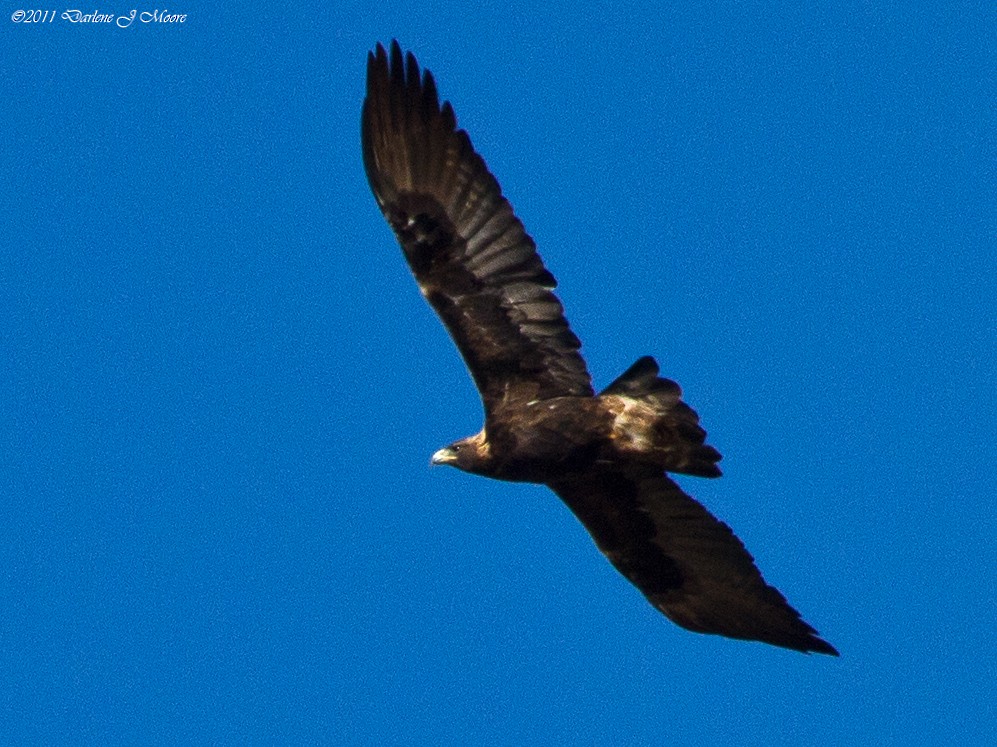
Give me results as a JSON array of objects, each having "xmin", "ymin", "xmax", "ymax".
[
  {"xmin": 362, "ymin": 41, "xmax": 837, "ymax": 656},
  {"xmin": 436, "ymin": 357, "xmax": 722, "ymax": 484}
]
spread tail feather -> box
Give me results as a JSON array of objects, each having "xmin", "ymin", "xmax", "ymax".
[{"xmin": 603, "ymin": 357, "xmax": 722, "ymax": 478}]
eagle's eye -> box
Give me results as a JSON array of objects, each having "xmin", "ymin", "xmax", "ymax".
[{"xmin": 452, "ymin": 444, "xmax": 463, "ymax": 453}]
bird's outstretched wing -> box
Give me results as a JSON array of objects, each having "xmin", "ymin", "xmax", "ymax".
[
  {"xmin": 362, "ymin": 42, "xmax": 593, "ymax": 414},
  {"xmin": 548, "ymin": 468, "xmax": 838, "ymax": 655}
]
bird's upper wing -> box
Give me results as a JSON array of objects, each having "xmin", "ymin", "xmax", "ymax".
[
  {"xmin": 362, "ymin": 42, "xmax": 593, "ymax": 415},
  {"xmin": 548, "ymin": 468, "xmax": 838, "ymax": 655}
]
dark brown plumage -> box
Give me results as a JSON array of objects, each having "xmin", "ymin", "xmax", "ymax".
[{"xmin": 361, "ymin": 41, "xmax": 837, "ymax": 656}]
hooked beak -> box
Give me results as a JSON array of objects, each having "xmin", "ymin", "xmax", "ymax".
[{"xmin": 430, "ymin": 447, "xmax": 457, "ymax": 466}]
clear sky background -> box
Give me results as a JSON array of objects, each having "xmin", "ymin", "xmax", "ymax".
[{"xmin": 3, "ymin": 2, "xmax": 995, "ymax": 743}]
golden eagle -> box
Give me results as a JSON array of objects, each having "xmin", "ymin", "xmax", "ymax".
[{"xmin": 361, "ymin": 41, "xmax": 837, "ymax": 656}]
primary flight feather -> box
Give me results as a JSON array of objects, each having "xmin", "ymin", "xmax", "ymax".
[{"xmin": 361, "ymin": 41, "xmax": 837, "ymax": 656}]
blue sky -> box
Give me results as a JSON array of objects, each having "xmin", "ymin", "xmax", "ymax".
[{"xmin": 3, "ymin": 2, "xmax": 995, "ymax": 743}]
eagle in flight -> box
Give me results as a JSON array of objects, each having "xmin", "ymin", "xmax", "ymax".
[{"xmin": 362, "ymin": 41, "xmax": 837, "ymax": 656}]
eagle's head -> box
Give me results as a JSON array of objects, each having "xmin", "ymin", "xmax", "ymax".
[{"xmin": 431, "ymin": 430, "xmax": 492, "ymax": 475}]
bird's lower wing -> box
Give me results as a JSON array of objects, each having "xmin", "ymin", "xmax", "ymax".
[{"xmin": 547, "ymin": 468, "xmax": 837, "ymax": 655}]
